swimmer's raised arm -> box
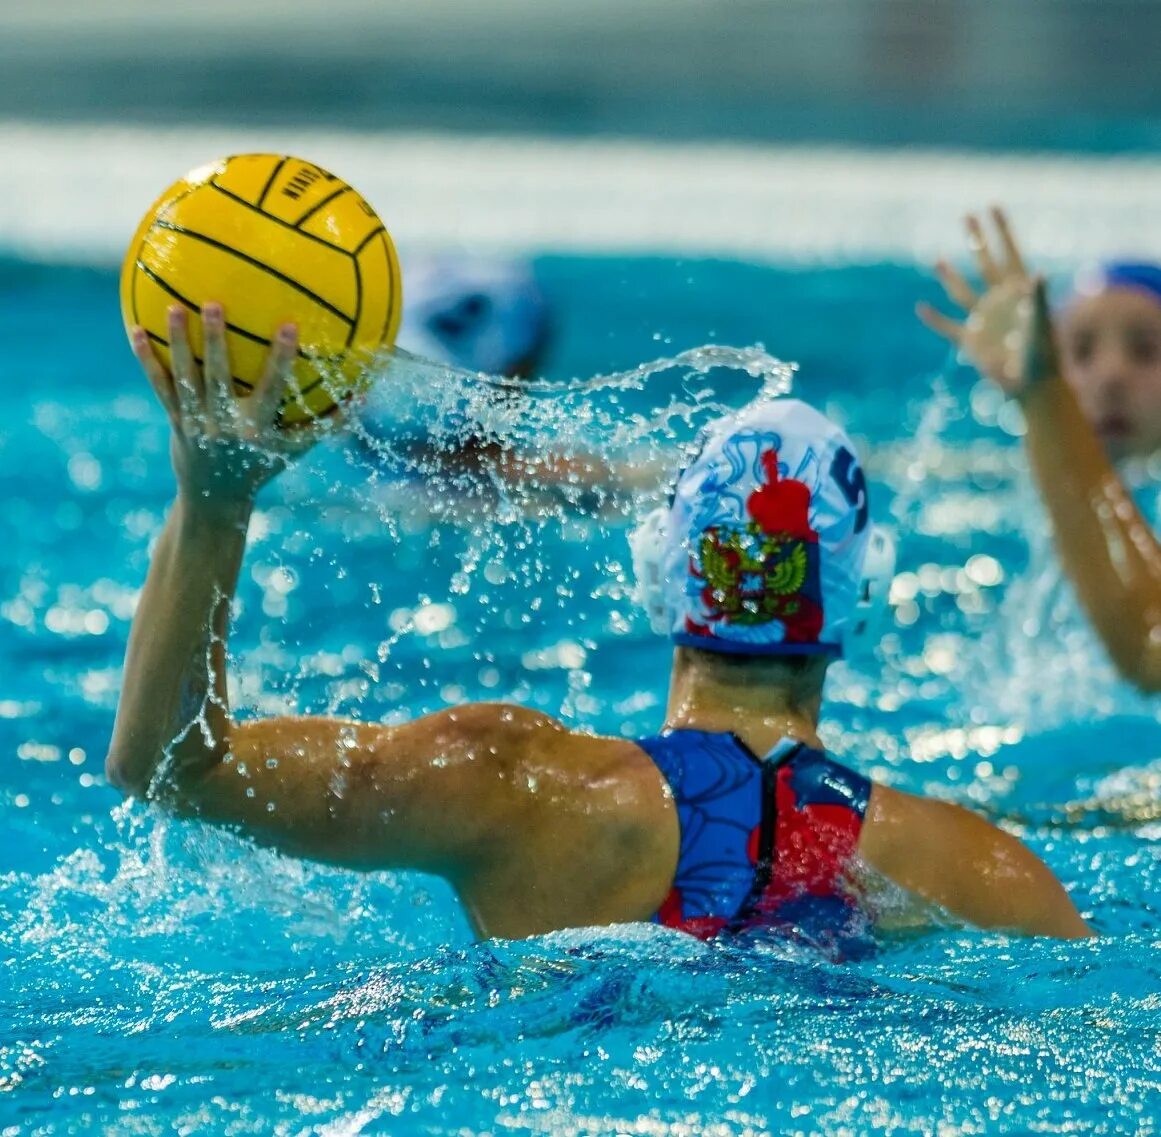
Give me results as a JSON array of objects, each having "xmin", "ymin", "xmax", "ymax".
[
  {"xmin": 104, "ymin": 304, "xmax": 510, "ymax": 867},
  {"xmin": 1016, "ymin": 282, "xmax": 1161, "ymax": 691},
  {"xmin": 920, "ymin": 209, "xmax": 1161, "ymax": 692},
  {"xmin": 106, "ymin": 303, "xmax": 311, "ymax": 796}
]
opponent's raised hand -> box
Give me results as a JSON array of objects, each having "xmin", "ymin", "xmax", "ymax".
[
  {"xmin": 130, "ymin": 303, "xmax": 339, "ymax": 507},
  {"xmin": 917, "ymin": 208, "xmax": 1038, "ymax": 395}
]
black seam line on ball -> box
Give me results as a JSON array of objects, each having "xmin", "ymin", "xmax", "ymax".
[
  {"xmin": 283, "ymin": 394, "xmax": 342, "ymax": 420},
  {"xmin": 130, "ymin": 230, "xmax": 149, "ymax": 329},
  {"xmin": 206, "ymin": 179, "xmax": 357, "ymax": 257},
  {"xmin": 277, "ymin": 395, "xmax": 341, "ymax": 426},
  {"xmin": 382, "ymin": 231, "xmax": 399, "ymax": 342},
  {"xmin": 143, "ymin": 313, "xmax": 312, "ymax": 369},
  {"xmin": 256, "ymin": 156, "xmax": 290, "ymax": 211},
  {"xmin": 347, "ymin": 255, "xmax": 362, "ymax": 349},
  {"xmin": 148, "ymin": 221, "xmax": 357, "ymax": 326},
  {"xmin": 190, "ymin": 354, "xmax": 254, "ymax": 392},
  {"xmin": 354, "ymin": 224, "xmax": 386, "ymax": 256},
  {"xmin": 293, "ymin": 186, "xmax": 351, "ymax": 230},
  {"xmin": 145, "ymin": 331, "xmax": 256, "ymax": 392},
  {"xmin": 134, "ymin": 263, "xmax": 304, "ymax": 356},
  {"xmin": 295, "ymin": 374, "xmax": 328, "ymax": 397}
]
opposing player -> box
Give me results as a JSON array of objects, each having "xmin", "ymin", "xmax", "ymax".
[
  {"xmin": 355, "ymin": 255, "xmax": 585, "ymax": 492},
  {"xmin": 919, "ymin": 208, "xmax": 1161, "ymax": 692}
]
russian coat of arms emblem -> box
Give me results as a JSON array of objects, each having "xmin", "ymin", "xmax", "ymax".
[{"xmin": 686, "ymin": 445, "xmax": 825, "ymax": 645}]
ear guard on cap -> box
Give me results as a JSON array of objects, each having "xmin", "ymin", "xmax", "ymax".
[
  {"xmin": 842, "ymin": 524, "xmax": 897, "ymax": 662},
  {"xmin": 628, "ymin": 506, "xmax": 896, "ymax": 658},
  {"xmin": 627, "ymin": 506, "xmax": 672, "ymax": 636}
]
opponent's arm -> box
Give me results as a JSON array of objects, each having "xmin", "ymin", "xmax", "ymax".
[
  {"xmin": 859, "ymin": 783, "xmax": 1093, "ymax": 939},
  {"xmin": 1017, "ymin": 284, "xmax": 1161, "ymax": 690},
  {"xmin": 920, "ymin": 208, "xmax": 1161, "ymax": 692}
]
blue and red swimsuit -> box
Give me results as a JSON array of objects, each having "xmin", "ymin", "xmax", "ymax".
[{"xmin": 635, "ymin": 730, "xmax": 871, "ymax": 948}]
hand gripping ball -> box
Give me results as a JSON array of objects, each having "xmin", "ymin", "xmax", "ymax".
[{"xmin": 121, "ymin": 154, "xmax": 402, "ymax": 425}]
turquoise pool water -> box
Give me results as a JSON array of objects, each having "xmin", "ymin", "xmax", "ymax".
[{"xmin": 2, "ymin": 255, "xmax": 1160, "ymax": 1135}]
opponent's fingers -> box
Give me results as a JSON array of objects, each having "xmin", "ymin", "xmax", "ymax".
[
  {"xmin": 916, "ymin": 302, "xmax": 964, "ymax": 344},
  {"xmin": 251, "ymin": 322, "xmax": 299, "ymax": 425},
  {"xmin": 990, "ymin": 206, "xmax": 1028, "ymax": 277},
  {"xmin": 934, "ymin": 259, "xmax": 978, "ymax": 311},
  {"xmin": 965, "ymin": 214, "xmax": 1002, "ymax": 286},
  {"xmin": 129, "ymin": 326, "xmax": 181, "ymax": 425},
  {"xmin": 200, "ymin": 303, "xmax": 236, "ymax": 431},
  {"xmin": 167, "ymin": 305, "xmax": 205, "ymax": 423}
]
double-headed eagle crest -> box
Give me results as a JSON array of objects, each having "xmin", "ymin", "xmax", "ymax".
[{"xmin": 697, "ymin": 523, "xmax": 809, "ymax": 625}]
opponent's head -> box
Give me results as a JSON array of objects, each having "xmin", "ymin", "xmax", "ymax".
[
  {"xmin": 396, "ymin": 256, "xmax": 551, "ymax": 378},
  {"xmin": 1061, "ymin": 262, "xmax": 1161, "ymax": 458},
  {"xmin": 629, "ymin": 398, "xmax": 894, "ymax": 662}
]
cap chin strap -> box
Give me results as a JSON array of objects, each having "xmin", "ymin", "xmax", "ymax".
[{"xmin": 628, "ymin": 507, "xmax": 897, "ymax": 657}]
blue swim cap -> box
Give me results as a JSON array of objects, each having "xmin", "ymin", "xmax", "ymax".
[
  {"xmin": 396, "ymin": 256, "xmax": 550, "ymax": 376},
  {"xmin": 1070, "ymin": 261, "xmax": 1161, "ymax": 310}
]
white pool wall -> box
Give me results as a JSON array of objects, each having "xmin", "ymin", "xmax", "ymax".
[{"xmin": 4, "ymin": 122, "xmax": 1161, "ymax": 269}]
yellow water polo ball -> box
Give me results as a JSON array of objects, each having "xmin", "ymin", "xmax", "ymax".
[{"xmin": 120, "ymin": 153, "xmax": 402, "ymax": 426}]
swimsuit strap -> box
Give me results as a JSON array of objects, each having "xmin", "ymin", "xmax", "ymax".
[
  {"xmin": 727, "ymin": 744, "xmax": 784, "ymax": 932},
  {"xmin": 737, "ymin": 740, "xmax": 871, "ymax": 944},
  {"xmin": 762, "ymin": 736, "xmax": 805, "ymax": 765}
]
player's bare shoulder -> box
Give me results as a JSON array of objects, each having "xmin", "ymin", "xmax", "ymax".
[{"xmin": 417, "ymin": 703, "xmax": 648, "ymax": 784}]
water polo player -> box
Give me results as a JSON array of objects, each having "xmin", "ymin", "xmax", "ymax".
[
  {"xmin": 919, "ymin": 207, "xmax": 1161, "ymax": 691},
  {"xmin": 357, "ymin": 256, "xmax": 647, "ymax": 503},
  {"xmin": 355, "ymin": 255, "xmax": 607, "ymax": 495},
  {"xmin": 106, "ymin": 303, "xmax": 1092, "ymax": 944}
]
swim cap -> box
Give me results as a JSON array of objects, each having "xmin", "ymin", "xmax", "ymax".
[
  {"xmin": 396, "ymin": 256, "xmax": 550, "ymax": 376},
  {"xmin": 1070, "ymin": 261, "xmax": 1161, "ymax": 310},
  {"xmin": 629, "ymin": 399, "xmax": 894, "ymax": 657}
]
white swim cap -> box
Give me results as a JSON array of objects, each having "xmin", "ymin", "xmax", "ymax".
[
  {"xmin": 396, "ymin": 256, "xmax": 550, "ymax": 376},
  {"xmin": 629, "ymin": 398, "xmax": 894, "ymax": 657}
]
